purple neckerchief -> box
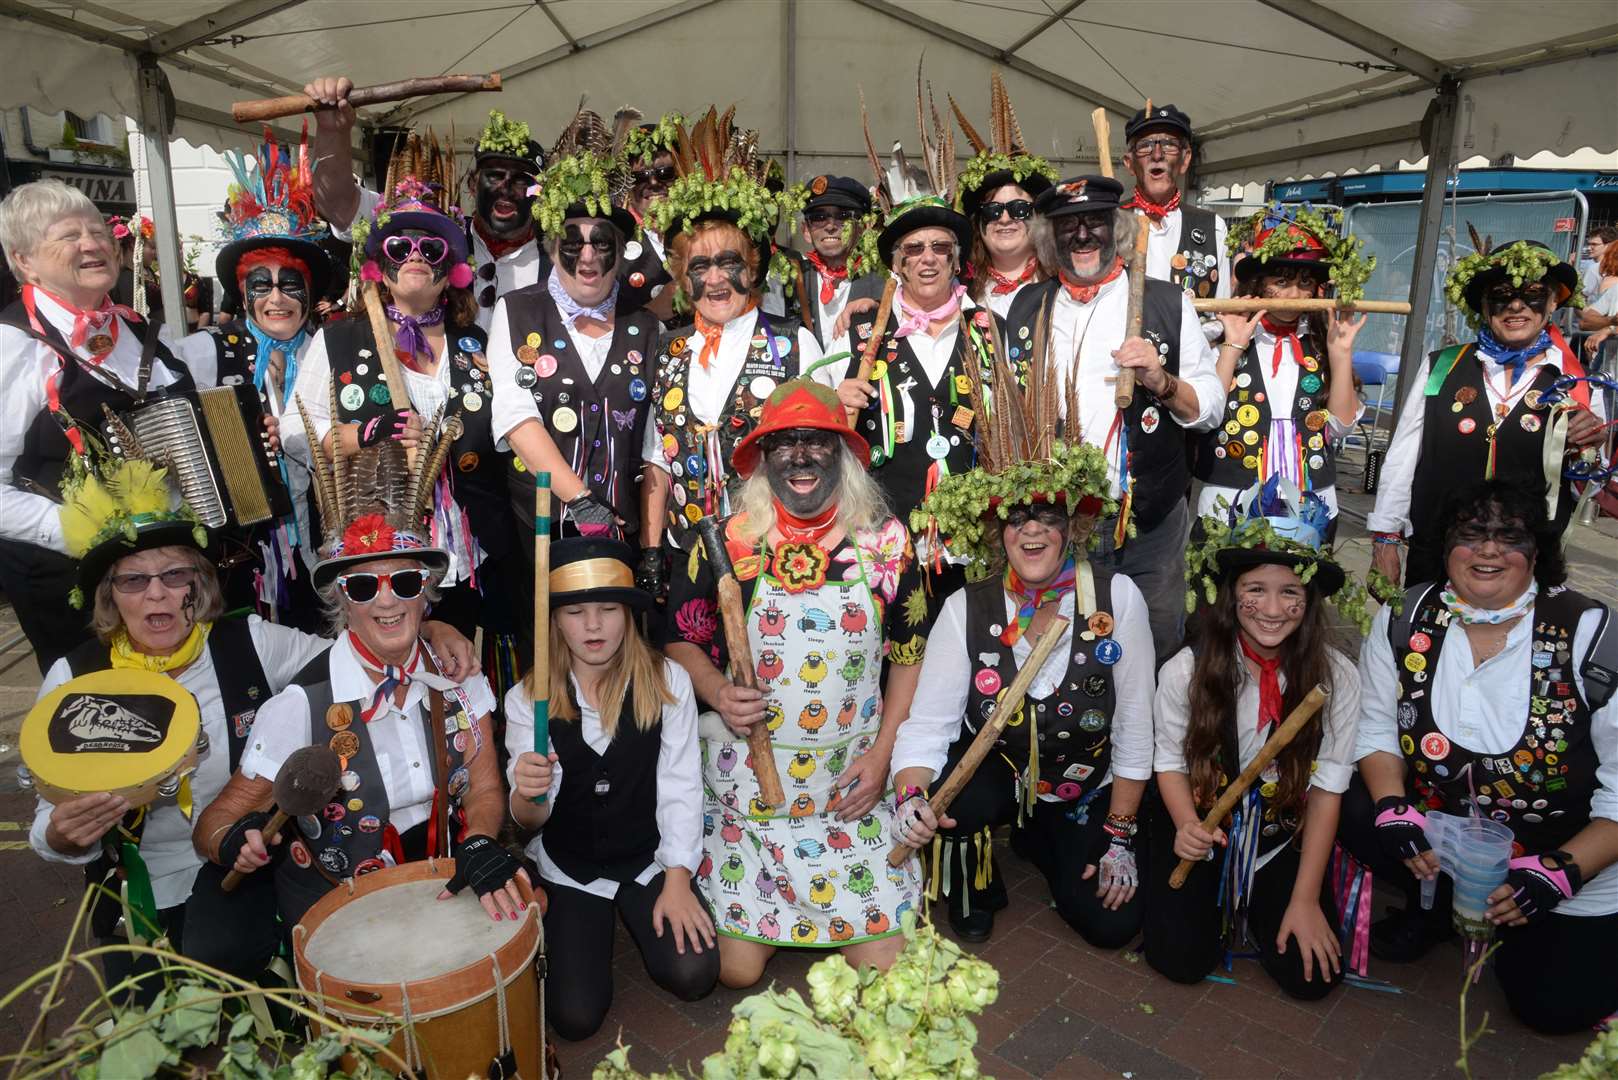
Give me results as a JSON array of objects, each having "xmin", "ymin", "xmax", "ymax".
[
  {"xmin": 385, "ymin": 302, "xmax": 446, "ymax": 358},
  {"xmin": 547, "ymin": 267, "xmax": 619, "ymax": 329}
]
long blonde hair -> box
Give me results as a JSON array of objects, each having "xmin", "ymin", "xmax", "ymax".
[
  {"xmin": 735, "ymin": 442, "xmax": 890, "ymax": 544},
  {"xmin": 528, "ymin": 609, "xmax": 673, "ymax": 737}
]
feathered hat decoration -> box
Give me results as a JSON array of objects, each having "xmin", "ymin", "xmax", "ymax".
[
  {"xmin": 351, "ymin": 129, "xmax": 473, "ymax": 290},
  {"xmin": 951, "ymin": 71, "xmax": 1057, "ymax": 217},
  {"xmin": 215, "ymin": 123, "xmax": 333, "ymax": 308},
  {"xmin": 529, "ymin": 103, "xmax": 639, "ymax": 238}
]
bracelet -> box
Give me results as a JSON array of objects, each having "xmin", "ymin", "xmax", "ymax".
[
  {"xmin": 895, "ymin": 784, "xmax": 925, "ymax": 809},
  {"xmin": 1153, "ymin": 373, "xmax": 1181, "ymax": 402},
  {"xmin": 1103, "ymin": 813, "xmax": 1138, "ymax": 838},
  {"xmin": 1371, "ymin": 531, "xmax": 1405, "ymax": 546},
  {"xmin": 1219, "ymin": 341, "xmax": 1246, "ymax": 352}
]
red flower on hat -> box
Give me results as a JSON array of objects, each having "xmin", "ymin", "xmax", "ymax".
[{"xmin": 342, "ymin": 513, "xmax": 396, "ymax": 556}]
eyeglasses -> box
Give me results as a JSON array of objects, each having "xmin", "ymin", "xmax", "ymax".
[
  {"xmin": 1130, "ymin": 137, "xmax": 1185, "ymax": 159},
  {"xmin": 110, "ymin": 566, "xmax": 198, "ymax": 594},
  {"xmin": 978, "ymin": 200, "xmax": 1034, "ymax": 223},
  {"xmin": 336, "ymin": 569, "xmax": 431, "ymax": 603},
  {"xmin": 1484, "ymin": 283, "xmax": 1551, "ymax": 313},
  {"xmin": 805, "ymin": 209, "xmax": 855, "ymax": 228},
  {"xmin": 631, "ymin": 165, "xmax": 677, "ymax": 186},
  {"xmin": 899, "ymin": 239, "xmax": 956, "ymax": 259},
  {"xmin": 1004, "ymin": 504, "xmax": 1067, "ymax": 529},
  {"xmin": 382, "ymin": 234, "xmax": 450, "ymax": 265}
]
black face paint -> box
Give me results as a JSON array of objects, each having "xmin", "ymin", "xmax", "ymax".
[
  {"xmin": 685, "ymin": 249, "xmax": 750, "ymax": 302},
  {"xmin": 558, "ymin": 222, "xmax": 620, "ymax": 276},
  {"xmin": 181, "ymin": 580, "xmax": 198, "ymax": 627},
  {"xmin": 1446, "ymin": 510, "xmax": 1536, "ymax": 559},
  {"xmin": 383, "ymin": 229, "xmax": 449, "ymax": 284},
  {"xmin": 244, "ymin": 266, "xmax": 309, "ymax": 327},
  {"xmin": 475, "ymin": 163, "xmax": 535, "ymax": 240},
  {"xmin": 763, "ymin": 432, "xmax": 841, "ymax": 517},
  {"xmin": 1055, "ymin": 211, "xmax": 1116, "ymax": 270}
]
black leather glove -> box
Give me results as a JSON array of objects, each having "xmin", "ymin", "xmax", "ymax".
[
  {"xmin": 218, "ymin": 810, "xmax": 271, "ymax": 868},
  {"xmin": 1374, "ymin": 795, "xmax": 1431, "ymax": 863},
  {"xmin": 443, "ymin": 834, "xmax": 523, "ymax": 899},
  {"xmin": 1505, "ymin": 851, "xmax": 1582, "ymax": 924},
  {"xmin": 635, "ymin": 544, "xmax": 668, "ymax": 600},
  {"xmin": 358, "ymin": 408, "xmax": 413, "ymax": 448},
  {"xmin": 564, "ymin": 491, "xmax": 619, "ymax": 536}
]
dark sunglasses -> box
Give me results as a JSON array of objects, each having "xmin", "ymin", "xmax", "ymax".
[
  {"xmin": 632, "ymin": 165, "xmax": 677, "ymax": 186},
  {"xmin": 899, "ymin": 239, "xmax": 957, "ymax": 259},
  {"xmin": 382, "ymin": 234, "xmax": 450, "ymax": 265},
  {"xmin": 111, "ymin": 566, "xmax": 198, "ymax": 594},
  {"xmin": 979, "ymin": 199, "xmax": 1034, "ymax": 223},
  {"xmin": 1004, "ymin": 504, "xmax": 1067, "ymax": 529},
  {"xmin": 1130, "ymin": 136, "xmax": 1185, "ymax": 159},
  {"xmin": 337, "ymin": 569, "xmax": 430, "ymax": 603},
  {"xmin": 1484, "ymin": 283, "xmax": 1551, "ymax": 313},
  {"xmin": 805, "ymin": 208, "xmax": 856, "ymax": 227}
]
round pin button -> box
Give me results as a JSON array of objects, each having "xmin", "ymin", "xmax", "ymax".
[
  {"xmin": 1078, "ymin": 709, "xmax": 1106, "ymax": 732},
  {"xmin": 553, "ymin": 406, "xmax": 578, "ymax": 433},
  {"xmin": 1420, "ymin": 732, "xmax": 1450, "ymax": 760},
  {"xmin": 1409, "ymin": 632, "xmax": 1432, "ymax": 653},
  {"xmin": 974, "ymin": 669, "xmax": 1002, "ymax": 695},
  {"xmin": 1094, "ymin": 639, "xmax": 1122, "ymax": 665},
  {"xmin": 664, "ymin": 387, "xmax": 685, "ymax": 410},
  {"xmin": 535, "ymin": 353, "xmax": 558, "ymax": 378}
]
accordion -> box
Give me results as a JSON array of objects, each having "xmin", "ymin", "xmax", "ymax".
[{"xmin": 108, "ymin": 385, "xmax": 291, "ymax": 529}]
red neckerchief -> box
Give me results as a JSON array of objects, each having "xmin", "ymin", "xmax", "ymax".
[
  {"xmin": 1125, "ymin": 189, "xmax": 1181, "ymax": 222},
  {"xmin": 1239, "ymin": 633, "xmax": 1284, "ymax": 732},
  {"xmin": 472, "ymin": 218, "xmax": 530, "ymax": 261},
  {"xmin": 775, "ymin": 500, "xmax": 838, "ymax": 545},
  {"xmin": 1260, "ymin": 314, "xmax": 1304, "ymax": 377},
  {"xmin": 804, "ymin": 251, "xmax": 849, "ymax": 304},
  {"xmin": 24, "ymin": 284, "xmax": 134, "ymax": 352},
  {"xmin": 1058, "ymin": 257, "xmax": 1125, "ymax": 305},
  {"xmin": 693, "ymin": 299, "xmax": 757, "ymax": 371},
  {"xmin": 987, "ymin": 256, "xmax": 1038, "ymax": 296},
  {"xmin": 347, "ymin": 632, "xmax": 421, "ymax": 725}
]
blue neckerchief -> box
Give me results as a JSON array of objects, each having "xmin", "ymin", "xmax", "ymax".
[
  {"xmin": 246, "ymin": 321, "xmax": 309, "ymax": 401},
  {"xmin": 1476, "ymin": 326, "xmax": 1553, "ymax": 385}
]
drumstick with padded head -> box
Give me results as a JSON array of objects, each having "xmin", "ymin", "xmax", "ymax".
[
  {"xmin": 223, "ymin": 745, "xmax": 342, "ymax": 892},
  {"xmin": 532, "ymin": 471, "xmax": 552, "ymax": 804}
]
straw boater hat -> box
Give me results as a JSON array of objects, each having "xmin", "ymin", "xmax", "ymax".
[
  {"xmin": 549, "ymin": 537, "xmax": 652, "ymax": 611},
  {"xmin": 215, "ymin": 126, "xmax": 332, "ymax": 307}
]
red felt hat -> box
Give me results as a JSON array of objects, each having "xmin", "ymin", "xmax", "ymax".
[
  {"xmin": 731, "ymin": 379, "xmax": 870, "ymax": 478},
  {"xmin": 1234, "ymin": 222, "xmax": 1329, "ymax": 285}
]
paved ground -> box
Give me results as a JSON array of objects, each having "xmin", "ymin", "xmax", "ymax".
[{"xmin": 1, "ymin": 434, "xmax": 1612, "ymax": 1077}]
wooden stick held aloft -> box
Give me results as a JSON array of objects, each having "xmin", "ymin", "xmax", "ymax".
[
  {"xmin": 231, "ymin": 74, "xmax": 501, "ymax": 123},
  {"xmin": 849, "ymin": 276, "xmax": 900, "ymax": 425},
  {"xmin": 223, "ymin": 745, "xmax": 341, "ymax": 892},
  {"xmin": 695, "ymin": 516, "xmax": 786, "ymax": 808},
  {"xmin": 1168, "ymin": 683, "xmax": 1329, "ymax": 889},
  {"xmin": 1193, "ymin": 298, "xmax": 1412, "ymax": 315},
  {"xmin": 889, "ymin": 615, "xmax": 1071, "ymax": 867},
  {"xmin": 1091, "ymin": 108, "xmax": 1113, "ymax": 179}
]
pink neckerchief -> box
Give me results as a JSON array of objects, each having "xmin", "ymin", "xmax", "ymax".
[{"xmin": 893, "ymin": 282, "xmax": 966, "ymax": 339}]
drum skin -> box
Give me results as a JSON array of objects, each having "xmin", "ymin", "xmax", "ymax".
[{"xmin": 292, "ymin": 860, "xmax": 544, "ymax": 1079}]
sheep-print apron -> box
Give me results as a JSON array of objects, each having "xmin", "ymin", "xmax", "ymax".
[{"xmin": 698, "ymin": 541, "xmax": 920, "ymax": 947}]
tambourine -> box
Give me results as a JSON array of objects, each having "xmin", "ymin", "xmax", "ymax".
[{"xmin": 19, "ymin": 670, "xmax": 204, "ymax": 806}]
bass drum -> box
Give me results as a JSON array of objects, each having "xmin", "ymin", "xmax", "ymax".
[{"xmin": 292, "ymin": 860, "xmax": 550, "ymax": 1079}]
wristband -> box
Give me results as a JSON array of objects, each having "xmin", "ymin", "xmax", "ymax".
[
  {"xmin": 895, "ymin": 784, "xmax": 925, "ymax": 810},
  {"xmin": 1103, "ymin": 813, "xmax": 1138, "ymax": 838},
  {"xmin": 1371, "ymin": 531, "xmax": 1405, "ymax": 546}
]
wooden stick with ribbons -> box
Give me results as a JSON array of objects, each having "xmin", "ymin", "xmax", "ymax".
[
  {"xmin": 222, "ymin": 746, "xmax": 340, "ymax": 892},
  {"xmin": 231, "ymin": 74, "xmax": 501, "ymax": 123},
  {"xmin": 361, "ymin": 281, "xmax": 417, "ymax": 470},
  {"xmin": 694, "ymin": 515, "xmax": 786, "ymax": 808},
  {"xmin": 847, "ymin": 275, "xmax": 899, "ymax": 425},
  {"xmin": 531, "ymin": 472, "xmax": 552, "ymax": 804},
  {"xmin": 1168, "ymin": 683, "xmax": 1330, "ymax": 889},
  {"xmin": 1193, "ymin": 298, "xmax": 1412, "ymax": 315},
  {"xmin": 888, "ymin": 615, "xmax": 1071, "ymax": 867}
]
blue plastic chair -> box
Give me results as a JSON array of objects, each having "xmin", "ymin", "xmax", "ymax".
[{"xmin": 1343, "ymin": 350, "xmax": 1401, "ymax": 451}]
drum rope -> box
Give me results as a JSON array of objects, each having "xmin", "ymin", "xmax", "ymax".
[
  {"xmin": 399, "ymin": 981, "xmax": 422, "ymax": 1074},
  {"xmin": 491, "ymin": 954, "xmax": 513, "ymax": 1060}
]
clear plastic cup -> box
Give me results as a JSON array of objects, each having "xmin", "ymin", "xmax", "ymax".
[{"xmin": 1420, "ymin": 811, "xmax": 1514, "ymax": 939}]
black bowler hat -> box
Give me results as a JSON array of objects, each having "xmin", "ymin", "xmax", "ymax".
[
  {"xmin": 803, "ymin": 175, "xmax": 872, "ymax": 215},
  {"xmin": 549, "ymin": 537, "xmax": 652, "ymax": 611},
  {"xmin": 1034, "ymin": 176, "xmax": 1125, "ymax": 218},
  {"xmin": 1124, "ymin": 104, "xmax": 1193, "ymax": 143}
]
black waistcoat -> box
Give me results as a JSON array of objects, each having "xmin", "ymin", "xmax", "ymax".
[
  {"xmin": 543, "ymin": 688, "xmax": 663, "ymax": 884},
  {"xmin": 1166, "ymin": 206, "xmax": 1222, "ymax": 298},
  {"xmin": 498, "ymin": 285, "xmax": 659, "ymax": 535},
  {"xmin": 960, "ymin": 570, "xmax": 1118, "ymax": 803},
  {"xmin": 999, "ymin": 278, "xmax": 1188, "ymax": 532},
  {"xmin": 0, "ymin": 301, "xmax": 195, "ymax": 500},
  {"xmin": 617, "ymin": 233, "xmax": 672, "ymax": 316},
  {"xmin": 322, "ymin": 318, "xmax": 513, "ymax": 558},
  {"xmin": 1194, "ymin": 335, "xmax": 1338, "ymax": 490},
  {"xmin": 1409, "ymin": 346, "xmax": 1573, "ymax": 548},
  {"xmin": 844, "ymin": 308, "xmax": 990, "ymax": 524},
  {"xmin": 1392, "ymin": 582, "xmax": 1601, "ymax": 854}
]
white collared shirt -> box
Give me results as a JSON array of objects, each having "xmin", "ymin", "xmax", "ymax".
[
  {"xmin": 984, "ymin": 281, "xmax": 1031, "ymax": 320},
  {"xmin": 282, "ymin": 325, "xmax": 456, "ymax": 459},
  {"xmin": 502, "ymin": 660, "xmax": 704, "ymax": 899},
  {"xmin": 890, "ymin": 574, "xmax": 1157, "ymax": 785},
  {"xmin": 0, "ymin": 291, "xmax": 208, "ymax": 552},
  {"xmin": 28, "ymin": 617, "xmax": 330, "ymax": 909},
  {"xmin": 1367, "ymin": 343, "xmax": 1604, "ymax": 535},
  {"xmin": 1356, "ymin": 601, "xmax": 1618, "ymax": 917},
  {"xmin": 1044, "ymin": 273, "xmax": 1223, "ymax": 495},
  {"xmin": 241, "ymin": 632, "xmax": 496, "ymax": 836}
]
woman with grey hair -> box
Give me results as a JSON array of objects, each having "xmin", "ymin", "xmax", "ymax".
[{"xmin": 0, "ymin": 180, "xmax": 217, "ymax": 670}]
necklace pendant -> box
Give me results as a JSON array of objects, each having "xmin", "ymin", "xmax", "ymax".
[
  {"xmin": 1495, "ymin": 403, "xmax": 1507, "ymax": 420},
  {"xmin": 85, "ymin": 333, "xmax": 114, "ymax": 356}
]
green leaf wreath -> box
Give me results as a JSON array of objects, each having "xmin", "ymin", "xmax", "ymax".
[
  {"xmin": 623, "ymin": 111, "xmax": 684, "ymax": 162},
  {"xmin": 953, "ymin": 151, "xmax": 1057, "ymax": 211},
  {"xmin": 531, "ymin": 151, "xmax": 630, "ymax": 238},
  {"xmin": 476, "ymin": 109, "xmax": 533, "ymax": 157},
  {"xmin": 647, "ymin": 167, "xmax": 806, "ymax": 311},
  {"xmin": 1444, "ymin": 240, "xmax": 1585, "ymax": 327},
  {"xmin": 909, "ymin": 441, "xmax": 1118, "ymax": 573},
  {"xmin": 1227, "ymin": 203, "xmax": 1376, "ymax": 304},
  {"xmin": 784, "ymin": 182, "xmax": 884, "ymax": 279},
  {"xmin": 1185, "ymin": 510, "xmax": 1377, "ymax": 634}
]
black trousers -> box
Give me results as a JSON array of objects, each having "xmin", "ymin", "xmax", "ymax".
[
  {"xmin": 933, "ymin": 748, "xmax": 1143, "ymax": 950},
  {"xmin": 0, "ymin": 539, "xmax": 90, "ymax": 674},
  {"xmin": 542, "ymin": 870, "xmax": 719, "ymax": 1041},
  {"xmin": 1338, "ymin": 776, "xmax": 1618, "ymax": 1033},
  {"xmin": 1143, "ymin": 795, "xmax": 1343, "ymax": 1001}
]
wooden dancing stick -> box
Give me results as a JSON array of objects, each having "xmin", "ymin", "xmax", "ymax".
[
  {"xmin": 361, "ymin": 282, "xmax": 418, "ymax": 470},
  {"xmin": 694, "ymin": 516, "xmax": 786, "ymax": 808},
  {"xmin": 888, "ymin": 615, "xmax": 1071, "ymax": 868},
  {"xmin": 222, "ymin": 746, "xmax": 341, "ymax": 892},
  {"xmin": 1168, "ymin": 683, "xmax": 1330, "ymax": 889},
  {"xmin": 232, "ymin": 74, "xmax": 502, "ymax": 123},
  {"xmin": 1091, "ymin": 108, "xmax": 1114, "ymax": 180},
  {"xmin": 848, "ymin": 275, "xmax": 900, "ymax": 425},
  {"xmin": 531, "ymin": 472, "xmax": 553, "ymax": 804},
  {"xmin": 1193, "ymin": 298, "xmax": 1412, "ymax": 315},
  {"xmin": 1115, "ymin": 224, "xmax": 1150, "ymax": 409}
]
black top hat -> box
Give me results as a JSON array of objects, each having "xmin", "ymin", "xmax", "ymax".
[
  {"xmin": 474, "ymin": 139, "xmax": 546, "ymax": 174},
  {"xmin": 1124, "ymin": 104, "xmax": 1193, "ymax": 143},
  {"xmin": 1034, "ymin": 176, "xmax": 1125, "ymax": 218},
  {"xmin": 803, "ymin": 175, "xmax": 872, "ymax": 215},
  {"xmin": 958, "ymin": 169, "xmax": 1055, "ymax": 223},
  {"xmin": 550, "ymin": 537, "xmax": 652, "ymax": 611},
  {"xmin": 876, "ymin": 197, "xmax": 975, "ymax": 268},
  {"xmin": 215, "ymin": 235, "xmax": 333, "ymax": 308}
]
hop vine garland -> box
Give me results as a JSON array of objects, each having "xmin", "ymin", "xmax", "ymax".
[
  {"xmin": 623, "ymin": 111, "xmax": 684, "ymax": 162},
  {"xmin": 530, "ymin": 151, "xmax": 629, "ymax": 238},
  {"xmin": 1185, "ymin": 511, "xmax": 1376, "ymax": 634},
  {"xmin": 647, "ymin": 168, "xmax": 805, "ymax": 310},
  {"xmin": 850, "ymin": 211, "xmax": 884, "ymax": 277},
  {"xmin": 1227, "ymin": 202, "xmax": 1375, "ymax": 304},
  {"xmin": 1444, "ymin": 240, "xmax": 1584, "ymax": 327},
  {"xmin": 909, "ymin": 441, "xmax": 1118, "ymax": 570},
  {"xmin": 476, "ymin": 109, "xmax": 533, "ymax": 157},
  {"xmin": 954, "ymin": 151, "xmax": 1057, "ymax": 210}
]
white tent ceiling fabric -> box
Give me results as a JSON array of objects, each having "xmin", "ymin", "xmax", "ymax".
[{"xmin": 1, "ymin": 0, "xmax": 1614, "ymax": 186}]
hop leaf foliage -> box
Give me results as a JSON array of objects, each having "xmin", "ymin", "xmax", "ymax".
[
  {"xmin": 953, "ymin": 151, "xmax": 1057, "ymax": 211},
  {"xmin": 476, "ymin": 109, "xmax": 533, "ymax": 157},
  {"xmin": 1444, "ymin": 240, "xmax": 1584, "ymax": 328},
  {"xmin": 1184, "ymin": 509, "xmax": 1377, "ymax": 634},
  {"xmin": 1227, "ymin": 202, "xmax": 1376, "ymax": 304},
  {"xmin": 532, "ymin": 151, "xmax": 630, "ymax": 239},
  {"xmin": 648, "ymin": 168, "xmax": 805, "ymax": 312},
  {"xmin": 624, "ymin": 111, "xmax": 684, "ymax": 163}
]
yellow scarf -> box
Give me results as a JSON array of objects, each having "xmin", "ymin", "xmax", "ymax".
[{"xmin": 109, "ymin": 621, "xmax": 211, "ymax": 672}]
